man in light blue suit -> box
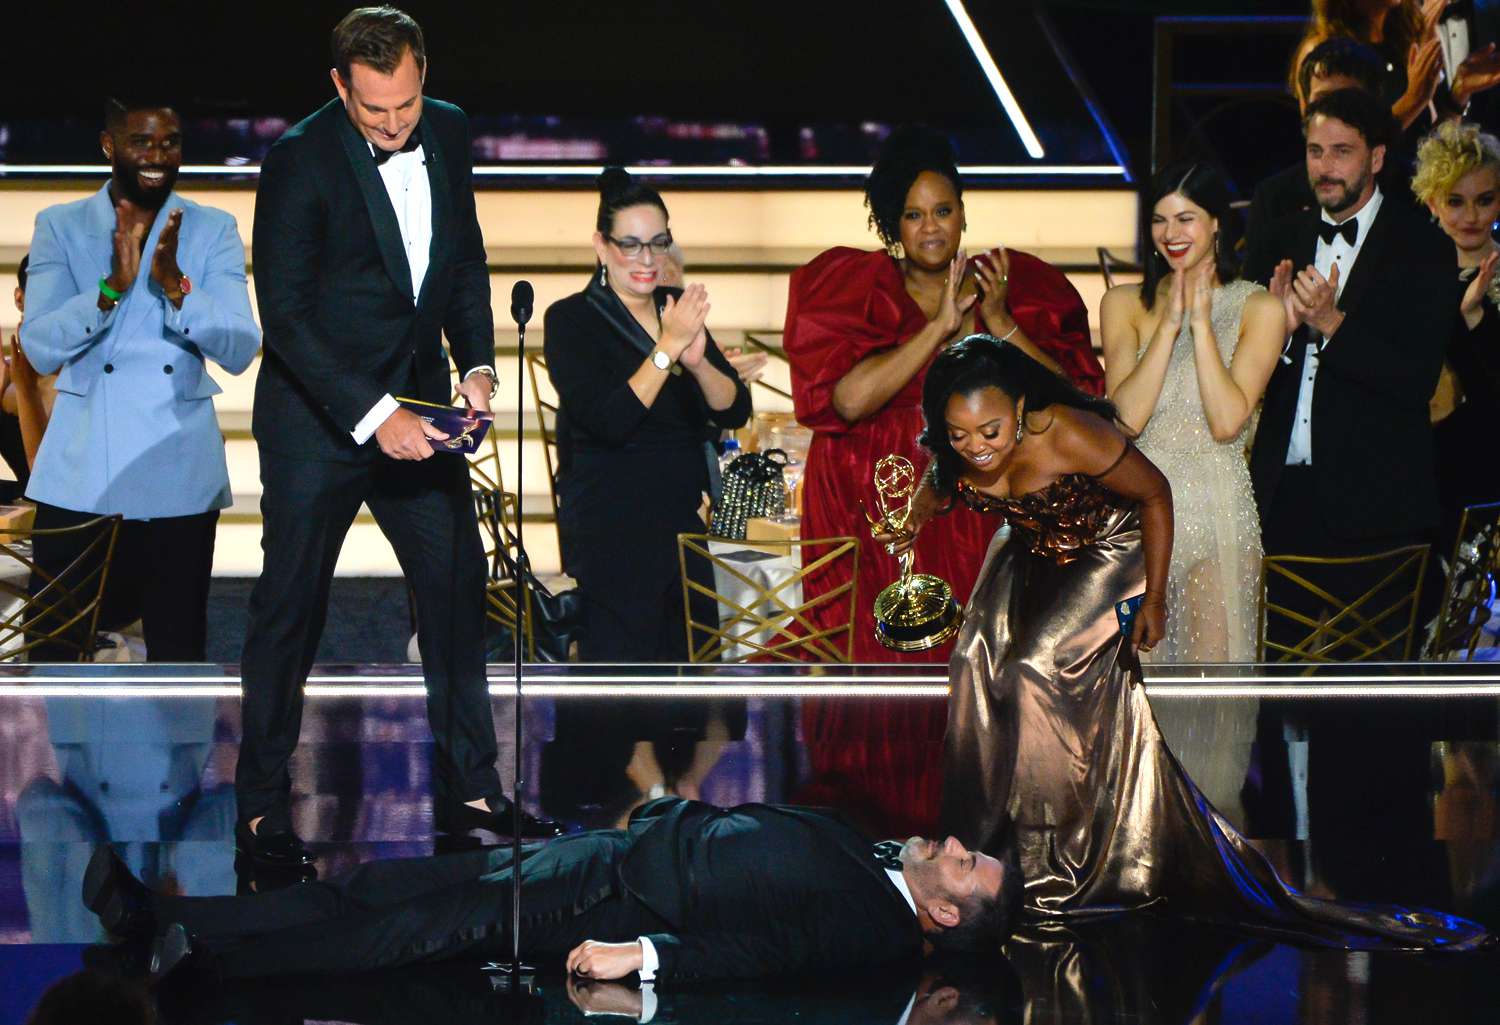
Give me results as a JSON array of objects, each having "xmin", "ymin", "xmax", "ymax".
[{"xmin": 20, "ymin": 97, "xmax": 259, "ymax": 661}]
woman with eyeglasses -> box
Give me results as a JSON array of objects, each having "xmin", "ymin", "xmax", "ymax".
[{"xmin": 543, "ymin": 167, "xmax": 751, "ymax": 661}]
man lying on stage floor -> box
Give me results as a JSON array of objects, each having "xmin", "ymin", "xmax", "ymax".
[{"xmin": 84, "ymin": 797, "xmax": 1022, "ymax": 986}]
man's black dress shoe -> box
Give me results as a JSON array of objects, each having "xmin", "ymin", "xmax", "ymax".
[
  {"xmin": 82, "ymin": 845, "xmax": 156, "ymax": 940},
  {"xmin": 434, "ymin": 797, "xmax": 564, "ymax": 839},
  {"xmin": 234, "ymin": 818, "xmax": 315, "ymax": 869}
]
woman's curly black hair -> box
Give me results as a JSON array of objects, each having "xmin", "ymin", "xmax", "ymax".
[
  {"xmin": 864, "ymin": 126, "xmax": 963, "ymax": 249},
  {"xmin": 919, "ymin": 335, "xmax": 1118, "ymax": 499}
]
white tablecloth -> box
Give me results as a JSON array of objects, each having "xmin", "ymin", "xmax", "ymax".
[{"xmin": 707, "ymin": 539, "xmax": 803, "ymax": 661}]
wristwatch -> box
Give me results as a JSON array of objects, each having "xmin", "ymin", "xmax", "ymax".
[
  {"xmin": 651, "ymin": 348, "xmax": 673, "ymax": 371},
  {"xmin": 468, "ymin": 366, "xmax": 499, "ymax": 397}
]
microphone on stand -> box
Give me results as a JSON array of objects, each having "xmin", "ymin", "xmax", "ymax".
[{"xmin": 509, "ymin": 279, "xmax": 534, "ymax": 980}]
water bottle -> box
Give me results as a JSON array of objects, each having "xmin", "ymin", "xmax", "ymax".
[{"xmin": 718, "ymin": 438, "xmax": 741, "ymax": 477}]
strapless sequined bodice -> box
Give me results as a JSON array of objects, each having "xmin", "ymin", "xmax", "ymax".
[{"xmin": 956, "ymin": 474, "xmax": 1130, "ymax": 563}]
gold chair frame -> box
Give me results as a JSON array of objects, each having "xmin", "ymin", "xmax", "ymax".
[
  {"xmin": 738, "ymin": 332, "xmax": 793, "ymax": 402},
  {"xmin": 677, "ymin": 533, "xmax": 858, "ymax": 663},
  {"xmin": 0, "ymin": 513, "xmax": 123, "ymax": 662},
  {"xmin": 1428, "ymin": 501, "xmax": 1500, "ymax": 661},
  {"xmin": 474, "ymin": 488, "xmax": 536, "ymax": 661},
  {"xmin": 1257, "ymin": 544, "xmax": 1430, "ymax": 664},
  {"xmin": 523, "ymin": 351, "xmax": 562, "ymax": 524}
]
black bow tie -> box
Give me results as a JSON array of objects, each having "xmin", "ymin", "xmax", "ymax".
[
  {"xmin": 371, "ymin": 126, "xmax": 423, "ymax": 166},
  {"xmin": 872, "ymin": 840, "xmax": 904, "ymax": 871},
  {"xmin": 1318, "ymin": 218, "xmax": 1359, "ymax": 247}
]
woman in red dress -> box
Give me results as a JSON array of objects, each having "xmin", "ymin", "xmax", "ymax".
[{"xmin": 785, "ymin": 127, "xmax": 1103, "ymax": 837}]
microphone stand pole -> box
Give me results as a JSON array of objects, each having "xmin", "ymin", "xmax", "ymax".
[{"xmin": 511, "ymin": 304, "xmax": 528, "ymax": 980}]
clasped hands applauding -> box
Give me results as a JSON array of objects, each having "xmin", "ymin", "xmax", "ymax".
[
  {"xmin": 655, "ymin": 281, "xmax": 713, "ymax": 368},
  {"xmin": 1268, "ymin": 258, "xmax": 1344, "ymax": 339},
  {"xmin": 100, "ymin": 199, "xmax": 187, "ymax": 311}
]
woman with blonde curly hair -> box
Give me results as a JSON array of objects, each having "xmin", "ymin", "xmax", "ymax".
[{"xmin": 1412, "ymin": 119, "xmax": 1500, "ymax": 553}]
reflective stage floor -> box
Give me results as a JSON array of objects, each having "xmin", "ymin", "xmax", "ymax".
[{"xmin": 2, "ymin": 663, "xmax": 1499, "ymax": 1023}]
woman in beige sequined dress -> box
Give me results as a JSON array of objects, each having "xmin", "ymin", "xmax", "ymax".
[{"xmin": 1099, "ymin": 163, "xmax": 1285, "ymax": 826}]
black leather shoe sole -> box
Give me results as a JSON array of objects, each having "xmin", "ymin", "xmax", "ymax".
[
  {"xmin": 433, "ymin": 799, "xmax": 565, "ymax": 840},
  {"xmin": 234, "ymin": 820, "xmax": 316, "ymax": 869}
]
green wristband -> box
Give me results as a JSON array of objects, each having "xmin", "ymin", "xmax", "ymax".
[{"xmin": 98, "ymin": 277, "xmax": 123, "ymax": 302}]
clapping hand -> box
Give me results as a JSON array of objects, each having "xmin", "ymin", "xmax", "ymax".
[
  {"xmin": 150, "ymin": 208, "xmax": 186, "ymax": 303},
  {"xmin": 1268, "ymin": 259, "xmax": 1306, "ymax": 336},
  {"xmin": 1462, "ymin": 250, "xmax": 1499, "ymax": 329},
  {"xmin": 932, "ymin": 250, "xmax": 977, "ymax": 339},
  {"xmin": 722, "ymin": 346, "xmax": 769, "ymax": 384},
  {"xmin": 106, "ymin": 200, "xmax": 148, "ymax": 298},
  {"xmin": 973, "ymin": 246, "xmax": 1011, "ymax": 329},
  {"xmin": 659, "ymin": 283, "xmax": 710, "ymax": 363},
  {"xmin": 1290, "ymin": 262, "xmax": 1342, "ymax": 337},
  {"xmin": 1454, "ymin": 44, "xmax": 1500, "ymax": 108},
  {"xmin": 1405, "ymin": 33, "xmax": 1445, "ymax": 113},
  {"xmin": 1186, "ymin": 256, "xmax": 1214, "ymax": 326}
]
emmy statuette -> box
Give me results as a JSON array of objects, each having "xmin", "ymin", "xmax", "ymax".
[{"xmin": 864, "ymin": 455, "xmax": 963, "ymax": 651}]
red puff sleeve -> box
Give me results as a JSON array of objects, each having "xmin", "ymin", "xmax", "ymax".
[
  {"xmin": 978, "ymin": 248, "xmax": 1105, "ymax": 396},
  {"xmin": 784, "ymin": 247, "xmax": 923, "ymax": 434}
]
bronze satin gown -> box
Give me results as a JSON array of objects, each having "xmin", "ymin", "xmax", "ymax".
[{"xmin": 939, "ymin": 473, "xmax": 1491, "ymax": 950}]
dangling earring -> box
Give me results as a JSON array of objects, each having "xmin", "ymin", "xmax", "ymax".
[
  {"xmin": 598, "ymin": 265, "xmax": 607, "ymax": 287},
  {"xmin": 887, "ymin": 241, "xmax": 905, "ymax": 261},
  {"xmin": 1014, "ymin": 409, "xmax": 1024, "ymax": 445},
  {"xmin": 1213, "ymin": 231, "xmax": 1220, "ymax": 260}
]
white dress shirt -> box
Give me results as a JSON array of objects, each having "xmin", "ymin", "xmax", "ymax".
[
  {"xmin": 1439, "ymin": 7, "xmax": 1472, "ymax": 97},
  {"xmin": 349, "ymin": 137, "xmax": 492, "ymax": 445},
  {"xmin": 350, "ymin": 141, "xmax": 430, "ymax": 444},
  {"xmin": 1285, "ymin": 187, "xmax": 1384, "ymax": 466}
]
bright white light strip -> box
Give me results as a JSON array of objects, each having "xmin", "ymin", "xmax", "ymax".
[
  {"xmin": 944, "ymin": 0, "xmax": 1046, "ymax": 160},
  {"xmin": 0, "ymin": 163, "xmax": 1126, "ymax": 178},
  {"xmin": 3, "ymin": 676, "xmax": 1500, "ymax": 699}
]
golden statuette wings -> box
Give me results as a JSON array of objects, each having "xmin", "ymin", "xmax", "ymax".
[{"xmin": 864, "ymin": 454, "xmax": 963, "ymax": 652}]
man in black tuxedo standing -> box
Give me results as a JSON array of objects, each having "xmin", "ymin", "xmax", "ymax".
[
  {"xmin": 1245, "ymin": 87, "xmax": 1454, "ymax": 637},
  {"xmin": 236, "ymin": 5, "xmax": 559, "ymax": 867},
  {"xmin": 1242, "ymin": 87, "xmax": 1456, "ymax": 848},
  {"xmin": 84, "ymin": 798, "xmax": 1021, "ymax": 985}
]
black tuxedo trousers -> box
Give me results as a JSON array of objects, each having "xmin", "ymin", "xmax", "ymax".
[
  {"xmin": 160, "ymin": 833, "xmax": 666, "ymax": 978},
  {"xmin": 236, "ymin": 449, "xmax": 497, "ymax": 822}
]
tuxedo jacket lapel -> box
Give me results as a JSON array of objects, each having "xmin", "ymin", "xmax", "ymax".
[
  {"xmin": 418, "ymin": 119, "xmax": 451, "ymax": 311},
  {"xmin": 335, "ymin": 109, "xmax": 415, "ymax": 306},
  {"xmin": 584, "ymin": 274, "xmax": 663, "ymax": 359},
  {"xmin": 1333, "ymin": 201, "xmax": 1391, "ymax": 319}
]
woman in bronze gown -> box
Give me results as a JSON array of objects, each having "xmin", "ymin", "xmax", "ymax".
[{"xmin": 887, "ymin": 335, "xmax": 1489, "ymax": 950}]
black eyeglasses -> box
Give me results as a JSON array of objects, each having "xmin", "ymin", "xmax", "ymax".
[{"xmin": 606, "ymin": 233, "xmax": 674, "ymax": 259}]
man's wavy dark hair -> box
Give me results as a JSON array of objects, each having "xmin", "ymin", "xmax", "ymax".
[
  {"xmin": 331, "ymin": 6, "xmax": 426, "ymax": 84},
  {"xmin": 919, "ymin": 336, "xmax": 1118, "ymax": 500},
  {"xmin": 927, "ymin": 828, "xmax": 1025, "ymax": 955}
]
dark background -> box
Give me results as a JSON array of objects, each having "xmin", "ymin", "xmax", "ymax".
[{"xmin": 1, "ymin": 0, "xmax": 1315, "ymax": 180}]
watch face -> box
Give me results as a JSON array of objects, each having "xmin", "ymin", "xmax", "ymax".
[{"xmin": 653, "ymin": 351, "xmax": 671, "ymax": 369}]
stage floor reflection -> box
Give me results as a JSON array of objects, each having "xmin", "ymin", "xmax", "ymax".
[{"xmin": 1, "ymin": 662, "xmax": 1498, "ymax": 1023}]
